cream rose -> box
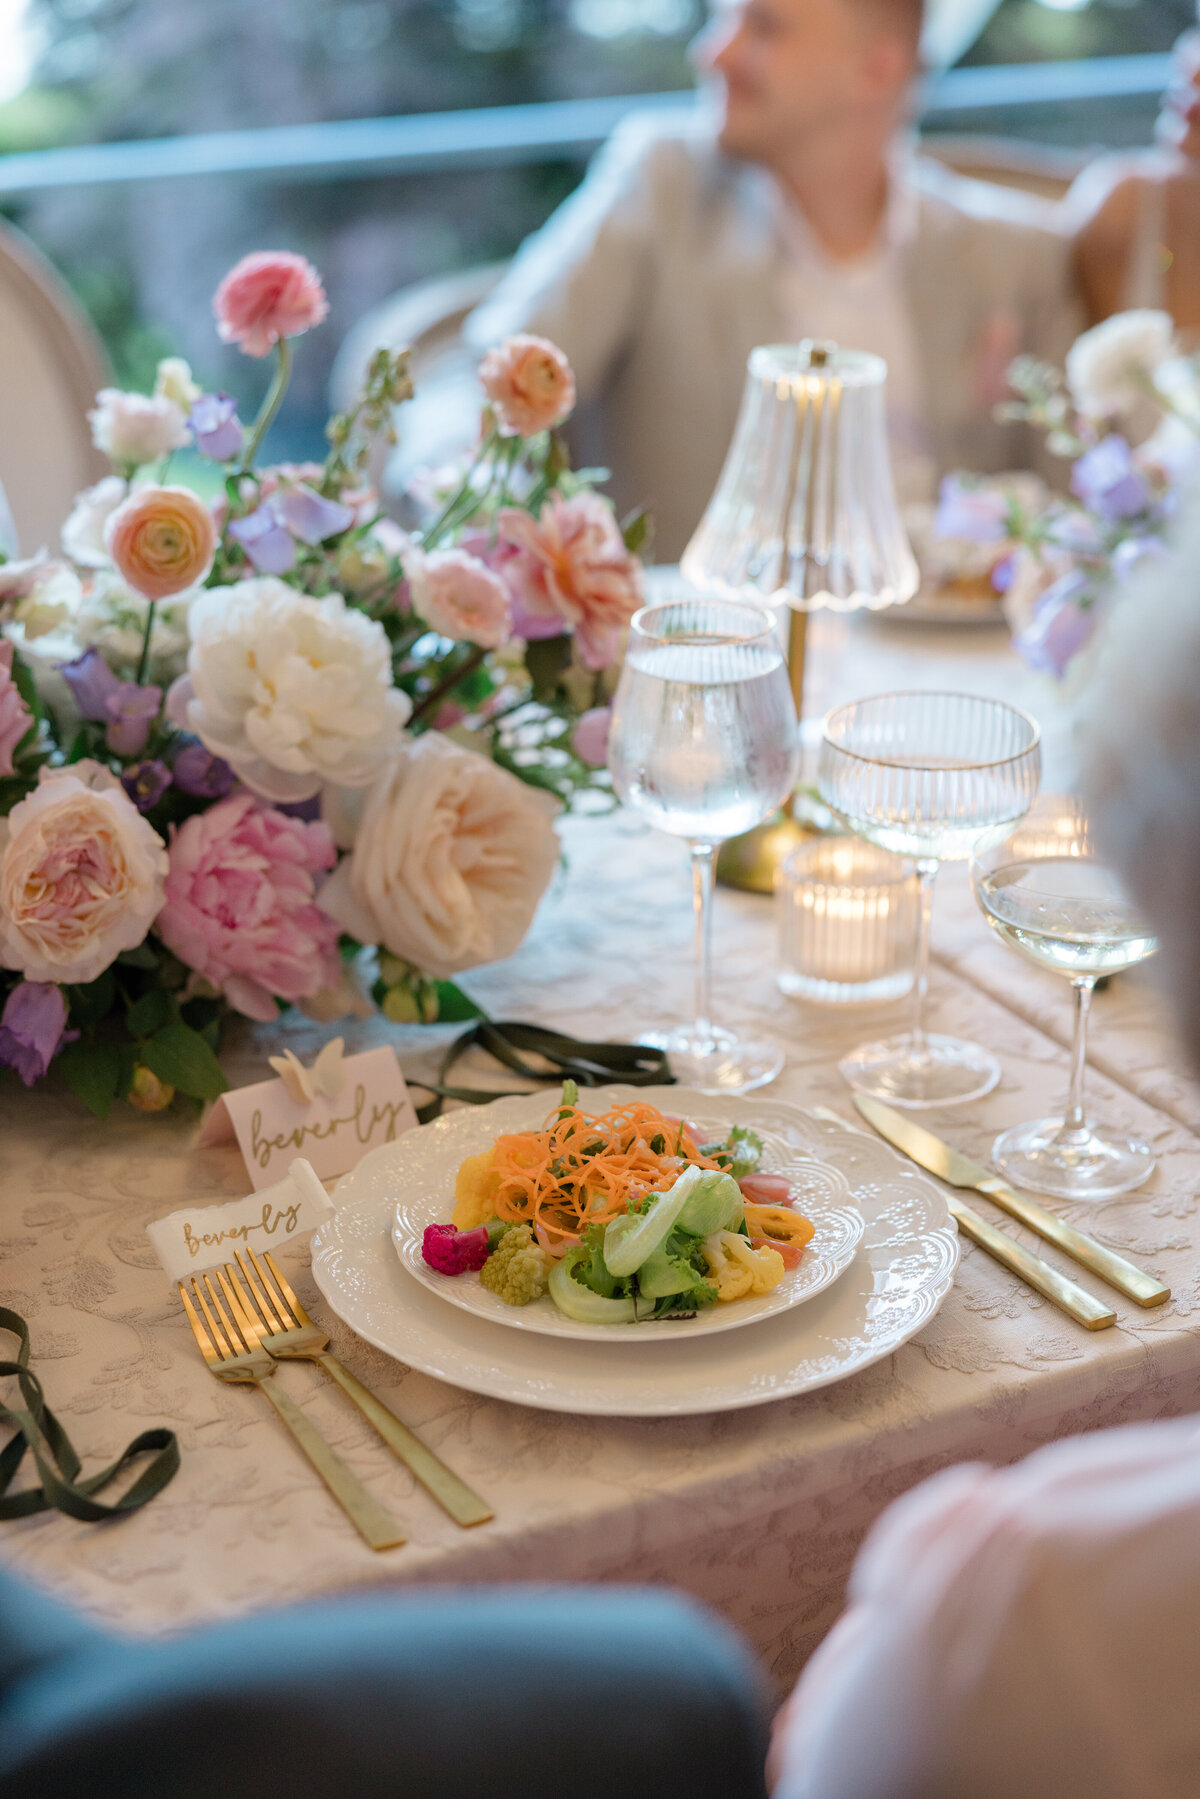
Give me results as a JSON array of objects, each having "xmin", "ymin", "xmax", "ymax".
[
  {"xmin": 1066, "ymin": 310, "xmax": 1175, "ymax": 420},
  {"xmin": 62, "ymin": 476, "xmax": 128, "ymax": 567},
  {"xmin": 318, "ymin": 734, "xmax": 560, "ymax": 977},
  {"xmin": 88, "ymin": 388, "xmax": 190, "ymax": 467},
  {"xmin": 0, "ymin": 766, "xmax": 168, "ymax": 984},
  {"xmin": 183, "ymin": 577, "xmax": 411, "ymax": 803}
]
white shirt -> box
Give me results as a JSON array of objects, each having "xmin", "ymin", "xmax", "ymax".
[
  {"xmin": 774, "ymin": 164, "xmax": 936, "ymax": 506},
  {"xmin": 772, "ymin": 1415, "xmax": 1200, "ymax": 1799}
]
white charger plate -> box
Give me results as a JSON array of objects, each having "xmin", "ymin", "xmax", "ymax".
[
  {"xmin": 390, "ymin": 1091, "xmax": 865, "ymax": 1341},
  {"xmin": 311, "ymin": 1088, "xmax": 959, "ymax": 1417}
]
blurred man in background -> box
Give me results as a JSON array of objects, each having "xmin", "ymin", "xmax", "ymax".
[{"xmin": 466, "ymin": 0, "xmax": 1076, "ymax": 560}]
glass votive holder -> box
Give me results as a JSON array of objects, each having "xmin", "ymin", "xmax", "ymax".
[{"xmin": 776, "ymin": 837, "xmax": 919, "ymax": 1006}]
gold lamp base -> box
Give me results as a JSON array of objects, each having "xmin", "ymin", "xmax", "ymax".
[{"xmin": 717, "ymin": 608, "xmax": 813, "ymax": 894}]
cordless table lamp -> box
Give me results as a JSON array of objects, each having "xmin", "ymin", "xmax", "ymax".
[{"xmin": 681, "ymin": 341, "xmax": 918, "ymax": 891}]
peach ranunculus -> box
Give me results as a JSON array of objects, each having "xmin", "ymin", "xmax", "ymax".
[
  {"xmin": 104, "ymin": 485, "xmax": 218, "ymax": 603},
  {"xmin": 0, "ymin": 766, "xmax": 168, "ymax": 984},
  {"xmin": 318, "ymin": 733, "xmax": 560, "ymax": 979},
  {"xmin": 496, "ymin": 490, "xmax": 643, "ymax": 670},
  {"xmin": 407, "ymin": 546, "xmax": 512, "ymax": 648},
  {"xmin": 479, "ymin": 334, "xmax": 576, "ymax": 438},
  {"xmin": 213, "ymin": 251, "xmax": 329, "ymax": 358}
]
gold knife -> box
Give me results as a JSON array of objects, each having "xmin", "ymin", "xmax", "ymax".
[
  {"xmin": 853, "ymin": 1095, "xmax": 1169, "ymax": 1310},
  {"xmin": 813, "ymin": 1105, "xmax": 1116, "ymax": 1329}
]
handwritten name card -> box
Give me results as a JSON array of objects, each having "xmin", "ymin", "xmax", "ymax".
[
  {"xmin": 198, "ymin": 1045, "xmax": 418, "ymax": 1189},
  {"xmin": 148, "ymin": 1157, "xmax": 333, "ymax": 1281}
]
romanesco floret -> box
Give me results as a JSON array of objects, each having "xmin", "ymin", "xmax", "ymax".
[{"xmin": 479, "ymin": 1224, "xmax": 550, "ymax": 1306}]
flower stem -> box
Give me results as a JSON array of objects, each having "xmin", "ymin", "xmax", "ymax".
[
  {"xmin": 135, "ymin": 599, "xmax": 158, "ymax": 687},
  {"xmin": 241, "ymin": 337, "xmax": 292, "ymax": 471},
  {"xmin": 409, "ymin": 645, "xmax": 487, "ymax": 727},
  {"xmin": 419, "ymin": 430, "xmax": 497, "ymax": 550}
]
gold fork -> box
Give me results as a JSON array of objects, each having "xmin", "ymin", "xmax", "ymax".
[
  {"xmin": 179, "ymin": 1269, "xmax": 406, "ymax": 1551},
  {"xmin": 228, "ymin": 1248, "xmax": 493, "ymax": 1529}
]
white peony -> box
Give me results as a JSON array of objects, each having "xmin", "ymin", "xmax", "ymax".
[
  {"xmin": 88, "ymin": 388, "xmax": 190, "ymax": 467},
  {"xmin": 183, "ymin": 578, "xmax": 411, "ymax": 803},
  {"xmin": 318, "ymin": 733, "xmax": 560, "ymax": 978},
  {"xmin": 1065, "ymin": 310, "xmax": 1175, "ymax": 420},
  {"xmin": 62, "ymin": 476, "xmax": 128, "ymax": 566}
]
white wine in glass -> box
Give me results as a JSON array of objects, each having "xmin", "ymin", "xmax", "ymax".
[
  {"xmin": 972, "ymin": 796, "xmax": 1158, "ymax": 1198},
  {"xmin": 608, "ymin": 597, "xmax": 800, "ymax": 1094}
]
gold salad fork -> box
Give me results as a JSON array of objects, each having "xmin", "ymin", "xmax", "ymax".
[
  {"xmin": 227, "ymin": 1248, "xmax": 493, "ymax": 1528},
  {"xmin": 179, "ymin": 1270, "xmax": 406, "ymax": 1551}
]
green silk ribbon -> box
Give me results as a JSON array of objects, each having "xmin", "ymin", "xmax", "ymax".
[
  {"xmin": 0, "ymin": 1305, "xmax": 179, "ymax": 1522},
  {"xmin": 413, "ymin": 1020, "xmax": 675, "ymax": 1122}
]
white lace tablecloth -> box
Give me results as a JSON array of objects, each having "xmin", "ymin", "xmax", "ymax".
[{"xmin": 4, "ymin": 611, "xmax": 1200, "ymax": 1691}]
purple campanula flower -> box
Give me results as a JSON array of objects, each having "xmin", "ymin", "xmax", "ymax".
[
  {"xmin": 1111, "ymin": 534, "xmax": 1167, "ymax": 581},
  {"xmin": 1013, "ymin": 571, "xmax": 1096, "ymax": 678},
  {"xmin": 188, "ymin": 393, "xmax": 244, "ymax": 462},
  {"xmin": 990, "ymin": 552, "xmax": 1016, "ymax": 595},
  {"xmin": 228, "ymin": 505, "xmax": 296, "ymax": 575},
  {"xmin": 105, "ymin": 682, "xmax": 163, "ymax": 758},
  {"xmin": 0, "ymin": 982, "xmax": 74, "ymax": 1087},
  {"xmin": 571, "ymin": 706, "xmax": 612, "ymax": 767},
  {"xmin": 60, "ymin": 646, "xmax": 121, "ymax": 720},
  {"xmin": 273, "ymin": 483, "xmax": 355, "ymax": 546},
  {"xmin": 121, "ymin": 758, "xmax": 172, "ymax": 812},
  {"xmin": 172, "ymin": 738, "xmax": 235, "ymax": 799},
  {"xmin": 933, "ymin": 476, "xmax": 1009, "ymax": 544},
  {"xmin": 1070, "ymin": 435, "xmax": 1151, "ymax": 522},
  {"xmin": 1043, "ymin": 508, "xmax": 1105, "ymax": 555}
]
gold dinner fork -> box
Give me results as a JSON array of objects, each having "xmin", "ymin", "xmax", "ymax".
[
  {"xmin": 179, "ymin": 1269, "xmax": 406, "ymax": 1551},
  {"xmin": 227, "ymin": 1248, "xmax": 493, "ymax": 1528}
]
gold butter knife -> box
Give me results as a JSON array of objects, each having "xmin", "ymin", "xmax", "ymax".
[
  {"xmin": 853, "ymin": 1095, "xmax": 1169, "ymax": 1310},
  {"xmin": 812, "ymin": 1105, "xmax": 1117, "ymax": 1331}
]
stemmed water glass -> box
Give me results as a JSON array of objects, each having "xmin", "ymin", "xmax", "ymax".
[
  {"xmin": 607, "ymin": 597, "xmax": 800, "ymax": 1094},
  {"xmin": 970, "ymin": 795, "xmax": 1159, "ymax": 1197},
  {"xmin": 818, "ymin": 691, "xmax": 1041, "ymax": 1107}
]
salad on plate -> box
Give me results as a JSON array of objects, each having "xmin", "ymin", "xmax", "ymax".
[{"xmin": 420, "ymin": 1084, "xmax": 815, "ymax": 1325}]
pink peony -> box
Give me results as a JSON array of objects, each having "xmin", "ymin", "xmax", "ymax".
[
  {"xmin": 105, "ymin": 484, "xmax": 218, "ymax": 602},
  {"xmin": 408, "ymin": 547, "xmax": 512, "ymax": 648},
  {"xmin": 0, "ymin": 642, "xmax": 33, "ymax": 776},
  {"xmin": 213, "ymin": 252, "xmax": 329, "ymax": 358},
  {"xmin": 479, "ymin": 334, "xmax": 576, "ymax": 438},
  {"xmin": 496, "ymin": 491, "xmax": 643, "ymax": 670},
  {"xmin": 157, "ymin": 791, "xmax": 342, "ymax": 1021},
  {"xmin": 0, "ymin": 767, "xmax": 168, "ymax": 985}
]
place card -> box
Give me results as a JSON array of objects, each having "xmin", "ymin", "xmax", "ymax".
[
  {"xmin": 198, "ymin": 1041, "xmax": 419, "ymax": 1190},
  {"xmin": 148, "ymin": 1157, "xmax": 333, "ymax": 1282}
]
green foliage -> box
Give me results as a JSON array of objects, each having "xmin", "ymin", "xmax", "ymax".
[{"xmin": 140, "ymin": 1024, "xmax": 228, "ymax": 1102}]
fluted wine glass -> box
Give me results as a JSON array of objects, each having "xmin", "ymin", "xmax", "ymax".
[
  {"xmin": 608, "ymin": 597, "xmax": 800, "ymax": 1094},
  {"xmin": 971, "ymin": 795, "xmax": 1158, "ymax": 1197},
  {"xmin": 818, "ymin": 691, "xmax": 1041, "ymax": 1107}
]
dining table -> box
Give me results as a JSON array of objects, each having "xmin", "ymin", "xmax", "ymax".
[{"xmin": 3, "ymin": 602, "xmax": 1200, "ymax": 1693}]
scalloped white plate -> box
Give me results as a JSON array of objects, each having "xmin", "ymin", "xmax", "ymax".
[
  {"xmin": 311, "ymin": 1089, "xmax": 959, "ymax": 1416},
  {"xmin": 389, "ymin": 1091, "xmax": 865, "ymax": 1341}
]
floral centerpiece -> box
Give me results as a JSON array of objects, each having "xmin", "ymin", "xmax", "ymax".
[
  {"xmin": 0, "ymin": 252, "xmax": 644, "ymax": 1116},
  {"xmin": 935, "ymin": 309, "xmax": 1200, "ymax": 680}
]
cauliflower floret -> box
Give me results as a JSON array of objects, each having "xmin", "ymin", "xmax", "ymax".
[
  {"xmin": 701, "ymin": 1230, "xmax": 786, "ymax": 1301},
  {"xmin": 452, "ymin": 1150, "xmax": 502, "ymax": 1230},
  {"xmin": 479, "ymin": 1224, "xmax": 550, "ymax": 1306}
]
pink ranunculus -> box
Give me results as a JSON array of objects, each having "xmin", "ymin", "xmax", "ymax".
[
  {"xmin": 157, "ymin": 791, "xmax": 341, "ymax": 1022},
  {"xmin": 479, "ymin": 334, "xmax": 576, "ymax": 438},
  {"xmin": 570, "ymin": 705, "xmax": 611, "ymax": 768},
  {"xmin": 105, "ymin": 484, "xmax": 218, "ymax": 602},
  {"xmin": 496, "ymin": 491, "xmax": 643, "ymax": 671},
  {"xmin": 408, "ymin": 547, "xmax": 512, "ymax": 648},
  {"xmin": 0, "ymin": 642, "xmax": 33, "ymax": 776},
  {"xmin": 0, "ymin": 768, "xmax": 168, "ymax": 985},
  {"xmin": 213, "ymin": 252, "xmax": 329, "ymax": 359}
]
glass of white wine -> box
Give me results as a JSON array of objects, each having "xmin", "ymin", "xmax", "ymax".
[
  {"xmin": 607, "ymin": 597, "xmax": 800, "ymax": 1094},
  {"xmin": 819, "ymin": 691, "xmax": 1041, "ymax": 1107},
  {"xmin": 970, "ymin": 794, "xmax": 1158, "ymax": 1198}
]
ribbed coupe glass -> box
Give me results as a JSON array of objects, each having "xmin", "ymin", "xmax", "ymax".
[
  {"xmin": 608, "ymin": 598, "xmax": 800, "ymax": 1094},
  {"xmin": 818, "ymin": 691, "xmax": 1041, "ymax": 1107}
]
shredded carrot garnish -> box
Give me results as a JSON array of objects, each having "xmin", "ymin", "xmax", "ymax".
[{"xmin": 487, "ymin": 1100, "xmax": 721, "ymax": 1246}]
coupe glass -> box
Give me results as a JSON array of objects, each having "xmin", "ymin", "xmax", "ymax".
[
  {"xmin": 818, "ymin": 691, "xmax": 1041, "ymax": 1107},
  {"xmin": 608, "ymin": 597, "xmax": 800, "ymax": 1094},
  {"xmin": 970, "ymin": 795, "xmax": 1158, "ymax": 1198}
]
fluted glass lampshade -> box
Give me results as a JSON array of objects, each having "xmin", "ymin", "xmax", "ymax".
[{"xmin": 681, "ymin": 342, "xmax": 918, "ymax": 612}]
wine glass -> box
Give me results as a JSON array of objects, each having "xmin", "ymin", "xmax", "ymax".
[
  {"xmin": 970, "ymin": 795, "xmax": 1158, "ymax": 1198},
  {"xmin": 818, "ymin": 691, "xmax": 1041, "ymax": 1107},
  {"xmin": 607, "ymin": 597, "xmax": 800, "ymax": 1094}
]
